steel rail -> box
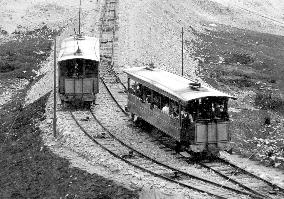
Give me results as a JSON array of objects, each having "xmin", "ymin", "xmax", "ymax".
[
  {"xmin": 98, "ymin": 0, "xmax": 284, "ymax": 199},
  {"xmin": 70, "ymin": 111, "xmax": 227, "ymax": 199},
  {"xmin": 89, "ymin": 109, "xmax": 259, "ymax": 198}
]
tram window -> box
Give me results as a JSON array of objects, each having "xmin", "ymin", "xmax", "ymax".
[
  {"xmin": 63, "ymin": 60, "xmax": 76, "ymax": 77},
  {"xmin": 161, "ymin": 95, "xmax": 168, "ymax": 106},
  {"xmin": 161, "ymin": 96, "xmax": 169, "ymax": 114},
  {"xmin": 59, "ymin": 62, "xmax": 68, "ymax": 77},
  {"xmin": 196, "ymin": 97, "xmax": 229, "ymax": 120},
  {"xmin": 189, "ymin": 100, "xmax": 198, "ymax": 120},
  {"xmin": 73, "ymin": 59, "xmax": 83, "ymax": 77},
  {"xmin": 142, "ymin": 86, "xmax": 151, "ymax": 103},
  {"xmin": 181, "ymin": 106, "xmax": 193, "ymax": 128},
  {"xmin": 199, "ymin": 98, "xmax": 213, "ymax": 120},
  {"xmin": 85, "ymin": 61, "xmax": 97, "ymax": 77},
  {"xmin": 152, "ymin": 91, "xmax": 161, "ymax": 109},
  {"xmin": 129, "ymin": 80, "xmax": 142, "ymax": 98},
  {"xmin": 213, "ymin": 98, "xmax": 229, "ymax": 120},
  {"xmin": 169, "ymin": 100, "xmax": 179, "ymax": 118},
  {"xmin": 129, "ymin": 79, "xmax": 136, "ymax": 94},
  {"xmin": 136, "ymin": 83, "xmax": 143, "ymax": 99}
]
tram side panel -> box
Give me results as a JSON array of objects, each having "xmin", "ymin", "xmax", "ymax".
[{"xmin": 128, "ymin": 94, "xmax": 182, "ymax": 141}]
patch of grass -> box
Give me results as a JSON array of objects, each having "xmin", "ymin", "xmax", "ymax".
[
  {"xmin": 223, "ymin": 52, "xmax": 254, "ymax": 65},
  {"xmin": 0, "ymin": 25, "xmax": 57, "ymax": 80},
  {"xmin": 254, "ymin": 92, "xmax": 284, "ymax": 111},
  {"xmin": 192, "ymin": 24, "xmax": 284, "ymax": 89},
  {"xmin": 219, "ymin": 75, "xmax": 255, "ymax": 88},
  {"xmin": 192, "ymin": 24, "xmax": 284, "ymax": 169}
]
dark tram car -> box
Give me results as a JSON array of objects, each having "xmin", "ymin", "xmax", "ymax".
[
  {"xmin": 124, "ymin": 67, "xmax": 236, "ymax": 155},
  {"xmin": 58, "ymin": 35, "xmax": 100, "ymax": 107}
]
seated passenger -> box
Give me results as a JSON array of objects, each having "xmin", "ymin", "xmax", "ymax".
[
  {"xmin": 172, "ymin": 105, "xmax": 179, "ymax": 118},
  {"xmin": 136, "ymin": 84, "xmax": 143, "ymax": 99},
  {"xmin": 218, "ymin": 104, "xmax": 229, "ymax": 120},
  {"xmin": 152, "ymin": 95, "xmax": 160, "ymax": 109},
  {"xmin": 146, "ymin": 95, "xmax": 151, "ymax": 103},
  {"xmin": 141, "ymin": 92, "xmax": 146, "ymax": 103},
  {"xmin": 215, "ymin": 104, "xmax": 222, "ymax": 119},
  {"xmin": 162, "ymin": 103, "xmax": 170, "ymax": 114}
]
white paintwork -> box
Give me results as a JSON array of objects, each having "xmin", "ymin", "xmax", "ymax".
[{"xmin": 58, "ymin": 35, "xmax": 100, "ymax": 62}]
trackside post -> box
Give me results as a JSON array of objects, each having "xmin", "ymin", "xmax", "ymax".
[
  {"xmin": 181, "ymin": 27, "xmax": 184, "ymax": 76},
  {"xmin": 53, "ymin": 37, "xmax": 57, "ymax": 137}
]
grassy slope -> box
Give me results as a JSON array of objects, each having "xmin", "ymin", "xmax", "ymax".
[
  {"xmin": 191, "ymin": 24, "xmax": 284, "ymax": 168},
  {"xmin": 0, "ymin": 28, "xmax": 138, "ymax": 198}
]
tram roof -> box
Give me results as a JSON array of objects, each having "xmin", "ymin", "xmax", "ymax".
[
  {"xmin": 124, "ymin": 67, "xmax": 236, "ymax": 103},
  {"xmin": 58, "ymin": 35, "xmax": 100, "ymax": 62}
]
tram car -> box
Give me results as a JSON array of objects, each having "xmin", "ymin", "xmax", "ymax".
[
  {"xmin": 58, "ymin": 35, "xmax": 100, "ymax": 107},
  {"xmin": 124, "ymin": 66, "xmax": 236, "ymax": 155}
]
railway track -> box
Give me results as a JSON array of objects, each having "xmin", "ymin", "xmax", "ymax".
[
  {"xmin": 97, "ymin": 70, "xmax": 284, "ymax": 198},
  {"xmin": 199, "ymin": 158, "xmax": 284, "ymax": 199},
  {"xmin": 71, "ymin": 107, "xmax": 258, "ymax": 198},
  {"xmin": 147, "ymin": 130, "xmax": 284, "ymax": 199},
  {"xmin": 91, "ymin": 0, "xmax": 284, "ymax": 198}
]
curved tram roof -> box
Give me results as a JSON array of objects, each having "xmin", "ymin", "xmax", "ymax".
[
  {"xmin": 124, "ymin": 67, "xmax": 236, "ymax": 104},
  {"xmin": 58, "ymin": 35, "xmax": 100, "ymax": 62}
]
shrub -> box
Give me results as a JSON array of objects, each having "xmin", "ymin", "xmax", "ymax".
[
  {"xmin": 0, "ymin": 26, "xmax": 58, "ymax": 76},
  {"xmin": 254, "ymin": 92, "xmax": 284, "ymax": 111},
  {"xmin": 0, "ymin": 60, "xmax": 15, "ymax": 72},
  {"xmin": 219, "ymin": 76, "xmax": 254, "ymax": 88},
  {"xmin": 224, "ymin": 53, "xmax": 254, "ymax": 65}
]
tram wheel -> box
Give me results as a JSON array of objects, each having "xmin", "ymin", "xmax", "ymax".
[
  {"xmin": 188, "ymin": 151, "xmax": 208, "ymax": 161},
  {"xmin": 83, "ymin": 101, "xmax": 92, "ymax": 109},
  {"xmin": 175, "ymin": 141, "xmax": 182, "ymax": 153}
]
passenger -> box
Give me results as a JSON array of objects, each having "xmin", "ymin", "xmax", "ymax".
[
  {"xmin": 146, "ymin": 95, "xmax": 151, "ymax": 103},
  {"xmin": 162, "ymin": 103, "xmax": 170, "ymax": 114},
  {"xmin": 129, "ymin": 85, "xmax": 135, "ymax": 94},
  {"xmin": 142, "ymin": 91, "xmax": 146, "ymax": 103},
  {"xmin": 215, "ymin": 104, "xmax": 222, "ymax": 119},
  {"xmin": 182, "ymin": 110, "xmax": 193, "ymax": 128},
  {"xmin": 72, "ymin": 62, "xmax": 79, "ymax": 77},
  {"xmin": 172, "ymin": 104, "xmax": 179, "ymax": 118},
  {"xmin": 130, "ymin": 82, "xmax": 138, "ymax": 94},
  {"xmin": 136, "ymin": 84, "xmax": 143, "ymax": 99},
  {"xmin": 153, "ymin": 95, "xmax": 160, "ymax": 109}
]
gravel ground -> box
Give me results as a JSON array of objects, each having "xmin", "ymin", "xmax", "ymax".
[{"xmin": 1, "ymin": 0, "xmax": 284, "ymax": 198}]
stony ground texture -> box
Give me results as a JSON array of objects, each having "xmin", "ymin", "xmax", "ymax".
[{"xmin": 1, "ymin": 0, "xmax": 284, "ymax": 198}]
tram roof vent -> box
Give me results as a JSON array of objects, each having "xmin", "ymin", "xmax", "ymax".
[
  {"xmin": 145, "ymin": 66, "xmax": 154, "ymax": 71},
  {"xmin": 74, "ymin": 45, "xmax": 82, "ymax": 55},
  {"xmin": 189, "ymin": 82, "xmax": 201, "ymax": 90},
  {"xmin": 145, "ymin": 63, "xmax": 155, "ymax": 71},
  {"xmin": 75, "ymin": 34, "xmax": 85, "ymax": 40}
]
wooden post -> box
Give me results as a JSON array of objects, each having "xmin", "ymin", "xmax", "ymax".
[
  {"xmin": 112, "ymin": 27, "xmax": 115, "ymax": 66},
  {"xmin": 79, "ymin": 0, "xmax": 82, "ymax": 34},
  {"xmin": 179, "ymin": 102, "xmax": 182, "ymax": 127},
  {"xmin": 181, "ymin": 27, "xmax": 184, "ymax": 76},
  {"xmin": 53, "ymin": 37, "xmax": 57, "ymax": 137}
]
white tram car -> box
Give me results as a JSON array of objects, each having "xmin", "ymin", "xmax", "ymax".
[
  {"xmin": 58, "ymin": 35, "xmax": 100, "ymax": 107},
  {"xmin": 124, "ymin": 66, "xmax": 236, "ymax": 155}
]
